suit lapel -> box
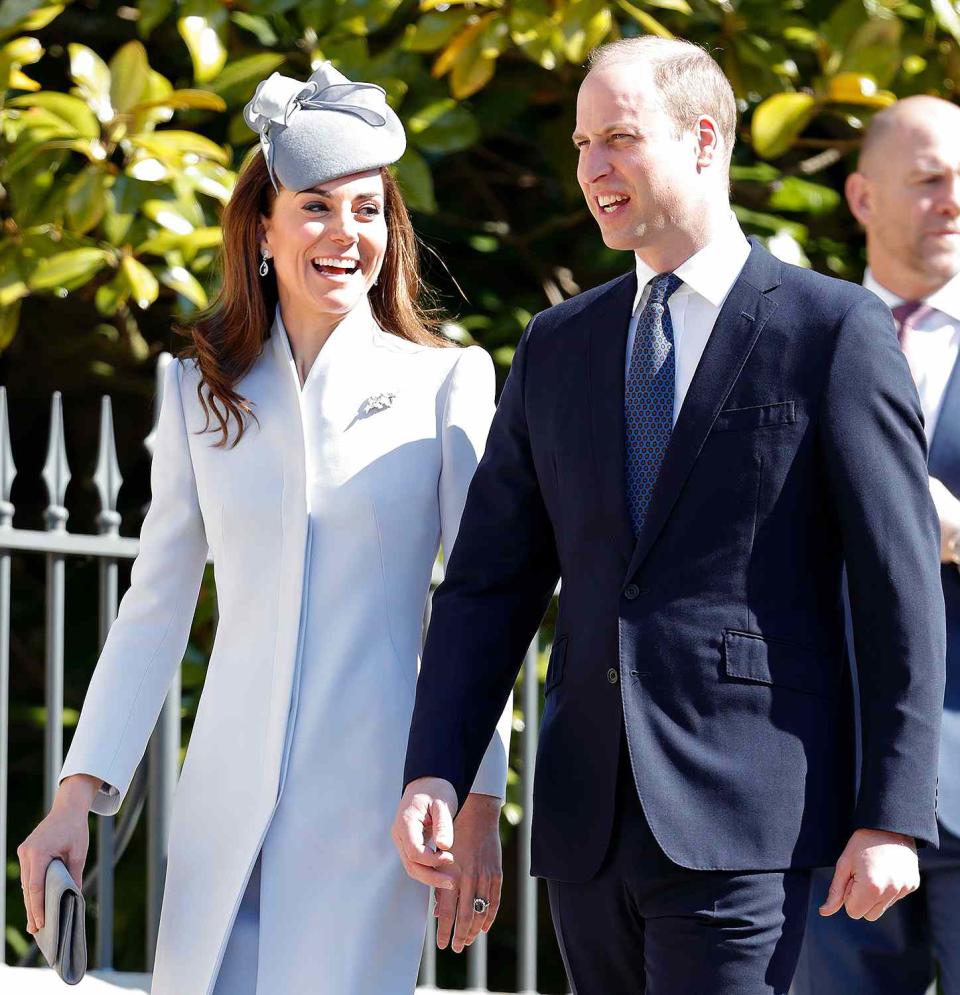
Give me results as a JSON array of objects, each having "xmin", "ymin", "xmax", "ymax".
[
  {"xmin": 929, "ymin": 353, "xmax": 960, "ymax": 492},
  {"xmin": 624, "ymin": 241, "xmax": 781, "ymax": 582},
  {"xmin": 588, "ymin": 271, "xmax": 639, "ymax": 567}
]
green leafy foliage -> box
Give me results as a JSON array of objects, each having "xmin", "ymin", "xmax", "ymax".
[{"xmin": 4, "ymin": 0, "xmax": 960, "ymax": 982}]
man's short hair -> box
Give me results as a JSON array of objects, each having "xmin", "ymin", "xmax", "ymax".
[{"xmin": 588, "ymin": 37, "xmax": 737, "ymax": 162}]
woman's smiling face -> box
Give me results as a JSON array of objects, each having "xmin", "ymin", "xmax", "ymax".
[{"xmin": 260, "ymin": 168, "xmax": 387, "ymax": 328}]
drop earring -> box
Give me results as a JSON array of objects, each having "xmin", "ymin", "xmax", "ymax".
[{"xmin": 259, "ymin": 248, "xmax": 270, "ymax": 277}]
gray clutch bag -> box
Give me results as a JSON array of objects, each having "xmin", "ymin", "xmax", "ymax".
[{"xmin": 35, "ymin": 858, "xmax": 87, "ymax": 985}]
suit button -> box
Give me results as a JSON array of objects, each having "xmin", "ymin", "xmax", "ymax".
[
  {"xmin": 607, "ymin": 668, "xmax": 619, "ymax": 684},
  {"xmin": 624, "ymin": 584, "xmax": 640, "ymax": 600}
]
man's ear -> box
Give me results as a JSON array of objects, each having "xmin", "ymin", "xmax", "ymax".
[
  {"xmin": 845, "ymin": 172, "xmax": 872, "ymax": 228},
  {"xmin": 695, "ymin": 115, "xmax": 721, "ymax": 169}
]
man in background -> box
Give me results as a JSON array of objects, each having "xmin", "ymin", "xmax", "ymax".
[{"xmin": 795, "ymin": 94, "xmax": 960, "ymax": 995}]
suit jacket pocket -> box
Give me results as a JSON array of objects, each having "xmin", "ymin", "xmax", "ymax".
[
  {"xmin": 712, "ymin": 401, "xmax": 795, "ymax": 432},
  {"xmin": 723, "ymin": 629, "xmax": 836, "ymax": 698},
  {"xmin": 544, "ymin": 636, "xmax": 568, "ymax": 695}
]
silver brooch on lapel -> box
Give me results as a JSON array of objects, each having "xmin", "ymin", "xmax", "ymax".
[{"xmin": 362, "ymin": 391, "xmax": 396, "ymax": 415}]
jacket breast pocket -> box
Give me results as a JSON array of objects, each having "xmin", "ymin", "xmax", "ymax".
[
  {"xmin": 722, "ymin": 629, "xmax": 837, "ymax": 698},
  {"xmin": 712, "ymin": 401, "xmax": 795, "ymax": 433},
  {"xmin": 544, "ymin": 636, "xmax": 568, "ymax": 695}
]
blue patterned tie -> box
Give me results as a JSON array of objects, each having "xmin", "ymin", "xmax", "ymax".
[{"xmin": 624, "ymin": 272, "xmax": 682, "ymax": 538}]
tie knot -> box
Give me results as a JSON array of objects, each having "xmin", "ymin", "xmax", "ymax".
[
  {"xmin": 892, "ymin": 299, "xmax": 931, "ymax": 331},
  {"xmin": 649, "ymin": 272, "xmax": 682, "ymax": 306}
]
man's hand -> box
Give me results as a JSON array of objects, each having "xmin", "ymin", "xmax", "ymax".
[
  {"xmin": 819, "ymin": 828, "xmax": 920, "ymax": 921},
  {"xmin": 435, "ymin": 792, "xmax": 503, "ymax": 953},
  {"xmin": 392, "ymin": 776, "xmax": 459, "ymax": 891}
]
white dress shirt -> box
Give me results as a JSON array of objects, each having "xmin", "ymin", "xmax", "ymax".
[
  {"xmin": 864, "ymin": 269, "xmax": 960, "ymax": 439},
  {"xmin": 864, "ymin": 268, "xmax": 960, "ymax": 526},
  {"xmin": 627, "ymin": 215, "xmax": 752, "ymax": 424}
]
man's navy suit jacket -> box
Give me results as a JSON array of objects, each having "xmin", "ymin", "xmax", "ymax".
[
  {"xmin": 929, "ymin": 357, "xmax": 960, "ymax": 838},
  {"xmin": 404, "ymin": 241, "xmax": 947, "ymax": 881}
]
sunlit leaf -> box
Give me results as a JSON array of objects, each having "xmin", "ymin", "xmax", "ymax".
[
  {"xmin": 338, "ymin": 0, "xmax": 405, "ymax": 36},
  {"xmin": 160, "ymin": 264, "xmax": 207, "ymax": 307},
  {"xmin": 120, "ymin": 256, "xmax": 159, "ymax": 308},
  {"xmin": 206, "ymin": 52, "xmax": 285, "ymax": 106},
  {"xmin": 128, "ymin": 129, "xmax": 230, "ymax": 166},
  {"xmin": 230, "ymin": 12, "xmax": 277, "ymax": 46},
  {"xmin": 562, "ymin": 0, "xmax": 613, "ymax": 63},
  {"xmin": 131, "ymin": 89, "xmax": 226, "ymax": 113},
  {"xmin": 95, "ymin": 272, "xmax": 128, "ymax": 315},
  {"xmin": 137, "ymin": 0, "xmax": 173, "ymax": 38},
  {"xmin": 0, "ymin": 300, "xmax": 21, "ymax": 350},
  {"xmin": 393, "ymin": 148, "xmax": 436, "ymax": 213},
  {"xmin": 68, "ymin": 43, "xmax": 113, "ymax": 123},
  {"xmin": 8, "ymin": 91, "xmax": 99, "ymax": 138},
  {"xmin": 143, "ymin": 200, "xmax": 195, "ymax": 234},
  {"xmin": 408, "ymin": 99, "xmax": 480, "ymax": 154},
  {"xmin": 0, "ymin": 35, "xmax": 43, "ymax": 89},
  {"xmin": 28, "ymin": 247, "xmax": 112, "ymax": 291},
  {"xmin": 178, "ymin": 7, "xmax": 228, "ymax": 84},
  {"xmin": 433, "ymin": 14, "xmax": 490, "ymax": 78},
  {"xmin": 616, "ymin": 0, "xmax": 673, "ymax": 38},
  {"xmin": 65, "ymin": 165, "xmax": 108, "ymax": 233},
  {"xmin": 751, "ymin": 92, "xmax": 818, "ymax": 159},
  {"xmin": 109, "ymin": 40, "xmax": 150, "ymax": 115},
  {"xmin": 825, "ymin": 72, "xmax": 895, "ymax": 108},
  {"xmin": 403, "ymin": 10, "xmax": 473, "ymax": 52},
  {"xmin": 182, "ymin": 160, "xmax": 235, "ymax": 203},
  {"xmin": 932, "ymin": 0, "xmax": 960, "ymax": 44},
  {"xmin": 768, "ymin": 176, "xmax": 842, "ymax": 215},
  {"xmin": 0, "ymin": 0, "xmax": 62, "ymax": 33}
]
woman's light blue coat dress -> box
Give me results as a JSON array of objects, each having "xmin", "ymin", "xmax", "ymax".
[{"xmin": 59, "ymin": 297, "xmax": 511, "ymax": 994}]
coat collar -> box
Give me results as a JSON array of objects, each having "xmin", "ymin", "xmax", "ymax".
[{"xmin": 269, "ymin": 294, "xmax": 378, "ymax": 393}]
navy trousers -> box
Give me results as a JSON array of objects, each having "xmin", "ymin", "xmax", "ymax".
[
  {"xmin": 793, "ymin": 826, "xmax": 960, "ymax": 995},
  {"xmin": 547, "ymin": 744, "xmax": 812, "ymax": 994}
]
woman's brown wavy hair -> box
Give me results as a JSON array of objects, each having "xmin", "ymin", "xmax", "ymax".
[{"xmin": 181, "ymin": 147, "xmax": 447, "ymax": 448}]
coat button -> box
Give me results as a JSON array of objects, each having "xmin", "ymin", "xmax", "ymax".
[
  {"xmin": 624, "ymin": 584, "xmax": 640, "ymax": 600},
  {"xmin": 607, "ymin": 668, "xmax": 619, "ymax": 684}
]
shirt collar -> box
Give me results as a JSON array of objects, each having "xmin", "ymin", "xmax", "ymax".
[
  {"xmin": 632, "ymin": 214, "xmax": 751, "ymax": 314},
  {"xmin": 864, "ymin": 267, "xmax": 960, "ymax": 324}
]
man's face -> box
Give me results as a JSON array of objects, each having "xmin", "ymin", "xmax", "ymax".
[
  {"xmin": 855, "ymin": 119, "xmax": 960, "ymax": 288},
  {"xmin": 574, "ymin": 63, "xmax": 702, "ymax": 253}
]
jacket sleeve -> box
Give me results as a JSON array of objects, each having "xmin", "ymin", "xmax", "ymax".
[
  {"xmin": 437, "ymin": 346, "xmax": 512, "ymax": 800},
  {"xmin": 406, "ymin": 319, "xmax": 561, "ymax": 808},
  {"xmin": 821, "ymin": 293, "xmax": 946, "ymax": 847},
  {"xmin": 59, "ymin": 358, "xmax": 209, "ymax": 816}
]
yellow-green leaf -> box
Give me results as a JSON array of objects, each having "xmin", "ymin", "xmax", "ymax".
[
  {"xmin": 751, "ymin": 92, "xmax": 818, "ymax": 159},
  {"xmin": 28, "ymin": 247, "xmax": 111, "ymax": 291},
  {"xmin": 68, "ymin": 43, "xmax": 113, "ymax": 123},
  {"xmin": 182, "ymin": 161, "xmax": 234, "ymax": 203},
  {"xmin": 177, "ymin": 13, "xmax": 227, "ymax": 84},
  {"xmin": 143, "ymin": 199, "xmax": 195, "ymax": 234},
  {"xmin": 109, "ymin": 40, "xmax": 151, "ymax": 115},
  {"xmin": 0, "ymin": 3, "xmax": 63, "ymax": 34},
  {"xmin": 128, "ymin": 130, "xmax": 230, "ymax": 166},
  {"xmin": 8, "ymin": 92, "xmax": 99, "ymax": 138},
  {"xmin": 403, "ymin": 10, "xmax": 473, "ymax": 52},
  {"xmin": 616, "ymin": 0, "xmax": 673, "ymax": 38},
  {"xmin": 132, "ymin": 89, "xmax": 226, "ymax": 113},
  {"xmin": 65, "ymin": 165, "xmax": 108, "ymax": 234},
  {"xmin": 95, "ymin": 273, "xmax": 128, "ymax": 315},
  {"xmin": 8, "ymin": 68, "xmax": 39, "ymax": 89},
  {"xmin": 0, "ymin": 300, "xmax": 21, "ymax": 350},
  {"xmin": 160, "ymin": 264, "xmax": 207, "ymax": 307},
  {"xmin": 450, "ymin": 47, "xmax": 496, "ymax": 99},
  {"xmin": 120, "ymin": 256, "xmax": 159, "ymax": 309},
  {"xmin": 433, "ymin": 15, "xmax": 490, "ymax": 78},
  {"xmin": 825, "ymin": 72, "xmax": 895, "ymax": 108}
]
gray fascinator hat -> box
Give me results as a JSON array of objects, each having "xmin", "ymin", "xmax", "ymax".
[{"xmin": 243, "ymin": 61, "xmax": 406, "ymax": 192}]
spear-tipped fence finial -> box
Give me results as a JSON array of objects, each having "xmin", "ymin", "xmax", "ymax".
[
  {"xmin": 42, "ymin": 391, "xmax": 70, "ymax": 533},
  {"xmin": 94, "ymin": 395, "xmax": 122, "ymax": 537},
  {"xmin": 0, "ymin": 387, "xmax": 16, "ymax": 529}
]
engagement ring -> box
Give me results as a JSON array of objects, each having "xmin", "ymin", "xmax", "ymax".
[{"xmin": 472, "ymin": 897, "xmax": 490, "ymax": 915}]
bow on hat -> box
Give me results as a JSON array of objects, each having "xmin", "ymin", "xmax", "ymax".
[{"xmin": 243, "ymin": 63, "xmax": 390, "ymax": 190}]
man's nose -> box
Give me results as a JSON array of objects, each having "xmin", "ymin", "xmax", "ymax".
[
  {"xmin": 579, "ymin": 144, "xmax": 611, "ymax": 186},
  {"xmin": 940, "ymin": 172, "xmax": 960, "ymax": 217}
]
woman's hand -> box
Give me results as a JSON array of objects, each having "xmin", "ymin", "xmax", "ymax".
[
  {"xmin": 434, "ymin": 792, "xmax": 502, "ymax": 953},
  {"xmin": 17, "ymin": 774, "xmax": 99, "ymax": 934}
]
